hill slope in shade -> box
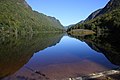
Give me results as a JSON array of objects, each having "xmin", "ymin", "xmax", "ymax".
[{"xmin": 85, "ymin": 9, "xmax": 102, "ymax": 21}]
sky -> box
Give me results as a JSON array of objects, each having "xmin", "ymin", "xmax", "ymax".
[{"xmin": 27, "ymin": 0, "xmax": 109, "ymax": 26}]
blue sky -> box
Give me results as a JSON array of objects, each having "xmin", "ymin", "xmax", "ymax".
[{"xmin": 27, "ymin": 0, "xmax": 109, "ymax": 26}]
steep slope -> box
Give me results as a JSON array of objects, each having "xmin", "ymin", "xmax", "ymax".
[
  {"xmin": 0, "ymin": 0, "xmax": 64, "ymax": 34},
  {"xmin": 85, "ymin": 9, "xmax": 102, "ymax": 21},
  {"xmin": 96, "ymin": 0, "xmax": 120, "ymax": 17}
]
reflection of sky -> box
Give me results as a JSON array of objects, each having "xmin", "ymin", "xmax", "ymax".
[{"xmin": 26, "ymin": 36, "xmax": 117, "ymax": 70}]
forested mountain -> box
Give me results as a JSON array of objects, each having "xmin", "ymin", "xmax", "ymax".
[
  {"xmin": 68, "ymin": 0, "xmax": 120, "ymax": 33},
  {"xmin": 0, "ymin": 0, "xmax": 64, "ymax": 35},
  {"xmin": 96, "ymin": 0, "xmax": 120, "ymax": 17}
]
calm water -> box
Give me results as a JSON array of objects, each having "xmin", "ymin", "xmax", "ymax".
[{"xmin": 0, "ymin": 33, "xmax": 119, "ymax": 80}]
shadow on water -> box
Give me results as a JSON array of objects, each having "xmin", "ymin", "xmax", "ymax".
[
  {"xmin": 0, "ymin": 33, "xmax": 64, "ymax": 79},
  {"xmin": 69, "ymin": 31, "xmax": 120, "ymax": 66}
]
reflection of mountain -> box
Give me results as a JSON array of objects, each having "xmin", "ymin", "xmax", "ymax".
[
  {"xmin": 0, "ymin": 33, "xmax": 64, "ymax": 79},
  {"xmin": 69, "ymin": 33, "xmax": 120, "ymax": 66}
]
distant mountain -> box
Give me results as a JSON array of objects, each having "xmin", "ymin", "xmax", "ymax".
[
  {"xmin": 65, "ymin": 24, "xmax": 75, "ymax": 30},
  {"xmin": 0, "ymin": 0, "xmax": 64, "ymax": 35},
  {"xmin": 66, "ymin": 20, "xmax": 84, "ymax": 30}
]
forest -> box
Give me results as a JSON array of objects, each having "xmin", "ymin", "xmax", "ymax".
[{"xmin": 0, "ymin": 0, "xmax": 64, "ymax": 35}]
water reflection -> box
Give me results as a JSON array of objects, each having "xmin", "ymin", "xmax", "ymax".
[
  {"xmin": 0, "ymin": 33, "xmax": 64, "ymax": 79},
  {"xmin": 2, "ymin": 34, "xmax": 119, "ymax": 80},
  {"xmin": 69, "ymin": 32, "xmax": 120, "ymax": 66}
]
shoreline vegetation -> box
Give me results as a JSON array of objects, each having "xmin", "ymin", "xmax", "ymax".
[{"xmin": 0, "ymin": 30, "xmax": 65, "ymax": 36}]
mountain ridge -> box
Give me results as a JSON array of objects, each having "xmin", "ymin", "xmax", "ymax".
[{"xmin": 96, "ymin": 0, "xmax": 120, "ymax": 17}]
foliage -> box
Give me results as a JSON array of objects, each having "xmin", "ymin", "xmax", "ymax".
[{"xmin": 0, "ymin": 0, "xmax": 64, "ymax": 34}]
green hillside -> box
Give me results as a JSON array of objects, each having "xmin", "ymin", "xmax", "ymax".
[{"xmin": 0, "ymin": 0, "xmax": 64, "ymax": 35}]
